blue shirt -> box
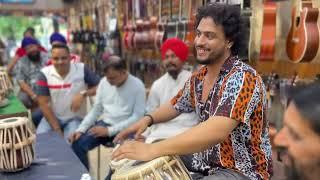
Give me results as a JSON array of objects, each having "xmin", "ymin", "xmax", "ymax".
[{"xmin": 77, "ymin": 74, "xmax": 146, "ymax": 136}]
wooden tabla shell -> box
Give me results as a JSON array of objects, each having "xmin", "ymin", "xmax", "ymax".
[
  {"xmin": 0, "ymin": 117, "xmax": 36, "ymax": 172},
  {"xmin": 0, "ymin": 70, "xmax": 13, "ymax": 97},
  {"xmin": 111, "ymin": 156, "xmax": 191, "ymax": 180}
]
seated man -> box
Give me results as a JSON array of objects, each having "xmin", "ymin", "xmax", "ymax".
[
  {"xmin": 7, "ymin": 27, "xmax": 47, "ymax": 74},
  {"xmin": 35, "ymin": 44, "xmax": 99, "ymax": 140},
  {"xmin": 144, "ymin": 38, "xmax": 198, "ymax": 143},
  {"xmin": 112, "ymin": 3, "xmax": 272, "ymax": 180},
  {"xmin": 15, "ymin": 37, "xmax": 48, "ymax": 127},
  {"xmin": 274, "ymin": 83, "xmax": 320, "ymax": 180},
  {"xmin": 68, "ymin": 55, "xmax": 146, "ymax": 170}
]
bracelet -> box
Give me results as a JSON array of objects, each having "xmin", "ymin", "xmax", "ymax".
[{"xmin": 144, "ymin": 114, "xmax": 154, "ymax": 127}]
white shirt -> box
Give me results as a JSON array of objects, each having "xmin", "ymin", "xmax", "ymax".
[
  {"xmin": 145, "ymin": 70, "xmax": 199, "ymax": 143},
  {"xmin": 41, "ymin": 63, "xmax": 87, "ymax": 120}
]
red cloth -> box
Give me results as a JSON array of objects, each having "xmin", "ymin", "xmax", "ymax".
[
  {"xmin": 15, "ymin": 45, "xmax": 47, "ymax": 58},
  {"xmin": 160, "ymin": 38, "xmax": 189, "ymax": 62}
]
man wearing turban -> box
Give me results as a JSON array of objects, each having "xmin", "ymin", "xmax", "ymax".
[
  {"xmin": 15, "ymin": 37, "xmax": 49, "ymax": 127},
  {"xmin": 143, "ymin": 38, "xmax": 199, "ymax": 143},
  {"xmin": 7, "ymin": 27, "xmax": 47, "ymax": 74},
  {"xmin": 46, "ymin": 32, "xmax": 81, "ymax": 65}
]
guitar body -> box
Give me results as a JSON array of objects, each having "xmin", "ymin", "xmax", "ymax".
[
  {"xmin": 286, "ymin": 4, "xmax": 320, "ymax": 63},
  {"xmin": 149, "ymin": 16, "xmax": 158, "ymax": 49},
  {"xmin": 123, "ymin": 25, "xmax": 130, "ymax": 49},
  {"xmin": 141, "ymin": 20, "xmax": 151, "ymax": 49},
  {"xmin": 124, "ymin": 23, "xmax": 135, "ymax": 50},
  {"xmin": 154, "ymin": 22, "xmax": 166, "ymax": 50},
  {"xmin": 134, "ymin": 19, "xmax": 144, "ymax": 49},
  {"xmin": 260, "ymin": 2, "xmax": 277, "ymax": 61}
]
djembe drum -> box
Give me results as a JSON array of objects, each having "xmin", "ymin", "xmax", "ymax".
[
  {"xmin": 111, "ymin": 156, "xmax": 191, "ymax": 180},
  {"xmin": 0, "ymin": 117, "xmax": 36, "ymax": 172}
]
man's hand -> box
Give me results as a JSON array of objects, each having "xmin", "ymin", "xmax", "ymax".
[
  {"xmin": 112, "ymin": 141, "xmax": 159, "ymax": 162},
  {"xmin": 113, "ymin": 116, "xmax": 151, "ymax": 144},
  {"xmin": 71, "ymin": 93, "xmax": 85, "ymax": 112},
  {"xmin": 68, "ymin": 132, "xmax": 83, "ymax": 143},
  {"xmin": 88, "ymin": 126, "xmax": 108, "ymax": 138}
]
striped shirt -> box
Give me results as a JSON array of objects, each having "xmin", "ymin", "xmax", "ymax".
[{"xmin": 171, "ymin": 56, "xmax": 272, "ymax": 179}]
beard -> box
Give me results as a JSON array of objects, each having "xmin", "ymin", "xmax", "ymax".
[
  {"xmin": 285, "ymin": 157, "xmax": 303, "ymax": 180},
  {"xmin": 165, "ymin": 63, "xmax": 180, "ymax": 79},
  {"xmin": 168, "ymin": 70, "xmax": 179, "ymax": 79},
  {"xmin": 194, "ymin": 45, "xmax": 226, "ymax": 65},
  {"xmin": 27, "ymin": 52, "xmax": 41, "ymax": 62},
  {"xmin": 285, "ymin": 155, "xmax": 320, "ymax": 180}
]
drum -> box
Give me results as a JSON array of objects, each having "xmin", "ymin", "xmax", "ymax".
[
  {"xmin": 111, "ymin": 156, "xmax": 191, "ymax": 180},
  {"xmin": 0, "ymin": 117, "xmax": 36, "ymax": 172},
  {"xmin": 0, "ymin": 70, "xmax": 13, "ymax": 97}
]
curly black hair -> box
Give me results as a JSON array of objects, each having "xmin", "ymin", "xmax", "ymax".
[{"xmin": 195, "ymin": 3, "xmax": 246, "ymax": 56}]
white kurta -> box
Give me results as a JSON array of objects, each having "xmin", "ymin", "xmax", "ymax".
[{"xmin": 145, "ymin": 70, "xmax": 199, "ymax": 143}]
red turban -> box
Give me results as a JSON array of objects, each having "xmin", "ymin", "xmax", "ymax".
[{"xmin": 160, "ymin": 38, "xmax": 189, "ymax": 62}]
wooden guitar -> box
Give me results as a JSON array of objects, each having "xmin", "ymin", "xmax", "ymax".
[
  {"xmin": 149, "ymin": 15, "xmax": 158, "ymax": 48},
  {"xmin": 185, "ymin": 0, "xmax": 196, "ymax": 56},
  {"xmin": 286, "ymin": 0, "xmax": 320, "ymax": 63},
  {"xmin": 154, "ymin": 0, "xmax": 167, "ymax": 50},
  {"xmin": 259, "ymin": 0, "xmax": 277, "ymax": 61}
]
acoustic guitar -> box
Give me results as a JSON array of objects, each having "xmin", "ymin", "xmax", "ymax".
[
  {"xmin": 259, "ymin": 0, "xmax": 277, "ymax": 61},
  {"xmin": 185, "ymin": 0, "xmax": 196, "ymax": 56},
  {"xmin": 149, "ymin": 15, "xmax": 158, "ymax": 48},
  {"xmin": 154, "ymin": 0, "xmax": 167, "ymax": 50},
  {"xmin": 286, "ymin": 0, "xmax": 320, "ymax": 63}
]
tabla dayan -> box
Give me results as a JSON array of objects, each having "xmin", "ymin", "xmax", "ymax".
[
  {"xmin": 111, "ymin": 156, "xmax": 191, "ymax": 180},
  {"xmin": 0, "ymin": 70, "xmax": 13, "ymax": 100},
  {"xmin": 0, "ymin": 117, "xmax": 36, "ymax": 172}
]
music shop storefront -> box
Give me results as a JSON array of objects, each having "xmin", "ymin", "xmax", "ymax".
[{"xmin": 1, "ymin": 0, "xmax": 320, "ymax": 180}]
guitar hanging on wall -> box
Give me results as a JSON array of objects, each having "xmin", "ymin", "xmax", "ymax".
[
  {"xmin": 286, "ymin": 0, "xmax": 320, "ymax": 63},
  {"xmin": 259, "ymin": 0, "xmax": 277, "ymax": 62}
]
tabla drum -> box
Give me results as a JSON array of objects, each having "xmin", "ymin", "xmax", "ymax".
[
  {"xmin": 111, "ymin": 156, "xmax": 191, "ymax": 180},
  {"xmin": 0, "ymin": 117, "xmax": 36, "ymax": 172},
  {"xmin": 0, "ymin": 70, "xmax": 13, "ymax": 97},
  {"xmin": 110, "ymin": 144, "xmax": 134, "ymax": 171}
]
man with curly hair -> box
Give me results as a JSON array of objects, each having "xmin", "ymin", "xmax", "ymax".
[{"xmin": 112, "ymin": 3, "xmax": 272, "ymax": 180}]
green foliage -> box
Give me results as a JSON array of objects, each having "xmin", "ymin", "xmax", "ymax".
[{"xmin": 0, "ymin": 16, "xmax": 42, "ymax": 40}]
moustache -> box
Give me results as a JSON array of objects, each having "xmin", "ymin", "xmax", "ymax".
[
  {"xmin": 195, "ymin": 45, "xmax": 210, "ymax": 50},
  {"xmin": 165, "ymin": 63, "xmax": 177, "ymax": 68}
]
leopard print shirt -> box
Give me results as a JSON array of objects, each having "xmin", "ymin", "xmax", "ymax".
[{"xmin": 171, "ymin": 56, "xmax": 272, "ymax": 180}]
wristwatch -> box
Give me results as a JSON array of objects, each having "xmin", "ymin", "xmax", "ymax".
[{"xmin": 80, "ymin": 90, "xmax": 88, "ymax": 96}]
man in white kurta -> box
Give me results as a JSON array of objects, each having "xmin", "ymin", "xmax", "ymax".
[{"xmin": 144, "ymin": 38, "xmax": 198, "ymax": 143}]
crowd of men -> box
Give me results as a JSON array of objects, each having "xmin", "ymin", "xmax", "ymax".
[{"xmin": 3, "ymin": 3, "xmax": 320, "ymax": 180}]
